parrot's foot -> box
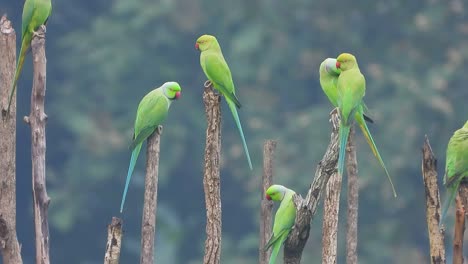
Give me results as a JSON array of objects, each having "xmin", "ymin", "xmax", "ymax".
[
  {"xmin": 204, "ymin": 80, "xmax": 212, "ymax": 88},
  {"xmin": 329, "ymin": 107, "xmax": 339, "ymax": 117},
  {"xmin": 32, "ymin": 25, "xmax": 47, "ymax": 38}
]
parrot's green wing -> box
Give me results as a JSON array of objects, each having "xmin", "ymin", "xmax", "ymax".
[
  {"xmin": 201, "ymin": 52, "xmax": 242, "ymax": 108},
  {"xmin": 264, "ymin": 228, "xmax": 290, "ymax": 251},
  {"xmin": 21, "ymin": 0, "xmax": 35, "ymax": 37}
]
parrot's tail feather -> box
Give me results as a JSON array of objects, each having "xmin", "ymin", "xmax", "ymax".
[
  {"xmin": 120, "ymin": 143, "xmax": 143, "ymax": 212},
  {"xmin": 363, "ymin": 113, "xmax": 374, "ymax": 124},
  {"xmin": 356, "ymin": 114, "xmax": 397, "ymax": 197},
  {"xmin": 440, "ymin": 183, "xmax": 459, "ymax": 226},
  {"xmin": 338, "ymin": 124, "xmax": 350, "ymax": 177},
  {"xmin": 7, "ymin": 34, "xmax": 32, "ymax": 114},
  {"xmin": 227, "ymin": 102, "xmax": 253, "ymax": 170},
  {"xmin": 268, "ymin": 232, "xmax": 288, "ymax": 264}
]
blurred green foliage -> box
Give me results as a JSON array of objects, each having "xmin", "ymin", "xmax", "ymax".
[{"xmin": 3, "ymin": 0, "xmax": 468, "ymax": 263}]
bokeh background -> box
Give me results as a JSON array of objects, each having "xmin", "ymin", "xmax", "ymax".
[{"xmin": 1, "ymin": 0, "xmax": 468, "ymax": 263}]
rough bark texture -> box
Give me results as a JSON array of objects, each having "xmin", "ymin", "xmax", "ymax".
[
  {"xmin": 104, "ymin": 217, "xmax": 123, "ymax": 264},
  {"xmin": 421, "ymin": 136, "xmax": 446, "ymax": 264},
  {"xmin": 259, "ymin": 140, "xmax": 276, "ymax": 264},
  {"xmin": 283, "ymin": 111, "xmax": 340, "ymax": 264},
  {"xmin": 345, "ymin": 127, "xmax": 358, "ymax": 264},
  {"xmin": 458, "ymin": 181, "xmax": 468, "ymax": 219},
  {"xmin": 140, "ymin": 126, "xmax": 162, "ymax": 264},
  {"xmin": 202, "ymin": 83, "xmax": 222, "ymax": 264},
  {"xmin": 0, "ymin": 15, "xmax": 23, "ymax": 264},
  {"xmin": 452, "ymin": 195, "xmax": 465, "ymax": 264},
  {"xmin": 24, "ymin": 26, "xmax": 51, "ymax": 264},
  {"xmin": 321, "ymin": 151, "xmax": 342, "ymax": 264}
]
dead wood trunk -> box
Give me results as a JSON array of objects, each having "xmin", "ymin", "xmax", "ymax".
[{"xmin": 104, "ymin": 217, "xmax": 123, "ymax": 264}]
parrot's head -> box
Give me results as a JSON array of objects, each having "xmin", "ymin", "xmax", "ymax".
[
  {"xmin": 162, "ymin": 82, "xmax": 182, "ymax": 100},
  {"xmin": 322, "ymin": 58, "xmax": 341, "ymax": 76},
  {"xmin": 195, "ymin": 35, "xmax": 217, "ymax": 51},
  {"xmin": 265, "ymin": 185, "xmax": 287, "ymax": 202},
  {"xmin": 336, "ymin": 53, "xmax": 357, "ymax": 71}
]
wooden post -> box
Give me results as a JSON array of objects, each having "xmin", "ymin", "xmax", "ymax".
[
  {"xmin": 23, "ymin": 25, "xmax": 51, "ymax": 264},
  {"xmin": 421, "ymin": 136, "xmax": 445, "ymax": 264},
  {"xmin": 202, "ymin": 82, "xmax": 222, "ymax": 264},
  {"xmin": 452, "ymin": 195, "xmax": 465, "ymax": 264},
  {"xmin": 346, "ymin": 127, "xmax": 358, "ymax": 264},
  {"xmin": 283, "ymin": 111, "xmax": 340, "ymax": 264},
  {"xmin": 259, "ymin": 140, "xmax": 276, "ymax": 264},
  {"xmin": 104, "ymin": 217, "xmax": 123, "ymax": 264},
  {"xmin": 0, "ymin": 15, "xmax": 23, "ymax": 264},
  {"xmin": 140, "ymin": 126, "xmax": 162, "ymax": 264}
]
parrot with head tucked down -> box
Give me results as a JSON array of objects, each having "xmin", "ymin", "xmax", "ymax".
[
  {"xmin": 119, "ymin": 82, "xmax": 181, "ymax": 212},
  {"xmin": 440, "ymin": 121, "xmax": 468, "ymax": 225},
  {"xmin": 264, "ymin": 184, "xmax": 296, "ymax": 264},
  {"xmin": 7, "ymin": 0, "xmax": 52, "ymax": 114},
  {"xmin": 195, "ymin": 34, "xmax": 253, "ymax": 170},
  {"xmin": 334, "ymin": 53, "xmax": 397, "ymax": 197}
]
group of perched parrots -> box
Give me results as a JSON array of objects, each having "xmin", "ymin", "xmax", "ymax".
[{"xmin": 9, "ymin": 0, "xmax": 468, "ymax": 263}]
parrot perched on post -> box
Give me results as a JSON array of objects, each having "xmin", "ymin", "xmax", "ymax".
[
  {"xmin": 119, "ymin": 82, "xmax": 181, "ymax": 213},
  {"xmin": 264, "ymin": 184, "xmax": 296, "ymax": 264},
  {"xmin": 7, "ymin": 0, "xmax": 52, "ymax": 114},
  {"xmin": 440, "ymin": 121, "xmax": 468, "ymax": 224},
  {"xmin": 334, "ymin": 53, "xmax": 397, "ymax": 197},
  {"xmin": 195, "ymin": 34, "xmax": 253, "ymax": 170}
]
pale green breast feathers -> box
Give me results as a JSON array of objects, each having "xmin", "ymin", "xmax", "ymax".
[
  {"xmin": 25, "ymin": 0, "xmax": 52, "ymax": 35},
  {"xmin": 273, "ymin": 190, "xmax": 296, "ymax": 235},
  {"xmin": 445, "ymin": 124, "xmax": 468, "ymax": 184},
  {"xmin": 201, "ymin": 51, "xmax": 235, "ymax": 94},
  {"xmin": 134, "ymin": 89, "xmax": 169, "ymax": 137}
]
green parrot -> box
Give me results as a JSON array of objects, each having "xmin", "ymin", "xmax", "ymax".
[
  {"xmin": 264, "ymin": 184, "xmax": 296, "ymax": 264},
  {"xmin": 7, "ymin": 0, "xmax": 52, "ymax": 114},
  {"xmin": 440, "ymin": 121, "xmax": 468, "ymax": 224},
  {"xmin": 119, "ymin": 82, "xmax": 181, "ymax": 212},
  {"xmin": 195, "ymin": 34, "xmax": 253, "ymax": 170},
  {"xmin": 334, "ymin": 53, "xmax": 397, "ymax": 197}
]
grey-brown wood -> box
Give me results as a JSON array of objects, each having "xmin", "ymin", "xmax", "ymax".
[
  {"xmin": 202, "ymin": 83, "xmax": 222, "ymax": 264},
  {"xmin": 104, "ymin": 217, "xmax": 123, "ymax": 264},
  {"xmin": 346, "ymin": 127, "xmax": 358, "ymax": 264},
  {"xmin": 24, "ymin": 25, "xmax": 51, "ymax": 264},
  {"xmin": 422, "ymin": 136, "xmax": 445, "ymax": 264},
  {"xmin": 0, "ymin": 15, "xmax": 23, "ymax": 264},
  {"xmin": 452, "ymin": 195, "xmax": 464, "ymax": 264},
  {"xmin": 140, "ymin": 126, "xmax": 162, "ymax": 264},
  {"xmin": 283, "ymin": 111, "xmax": 340, "ymax": 264},
  {"xmin": 259, "ymin": 140, "xmax": 276, "ymax": 264}
]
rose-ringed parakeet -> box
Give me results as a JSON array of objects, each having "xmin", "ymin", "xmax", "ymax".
[
  {"xmin": 7, "ymin": 0, "xmax": 52, "ymax": 114},
  {"xmin": 265, "ymin": 184, "xmax": 296, "ymax": 264},
  {"xmin": 119, "ymin": 82, "xmax": 181, "ymax": 212},
  {"xmin": 195, "ymin": 34, "xmax": 253, "ymax": 170},
  {"xmin": 335, "ymin": 53, "xmax": 397, "ymax": 197},
  {"xmin": 440, "ymin": 121, "xmax": 468, "ymax": 224}
]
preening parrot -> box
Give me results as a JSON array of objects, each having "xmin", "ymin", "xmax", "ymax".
[
  {"xmin": 196, "ymin": 34, "xmax": 253, "ymax": 170},
  {"xmin": 265, "ymin": 184, "xmax": 296, "ymax": 264},
  {"xmin": 119, "ymin": 82, "xmax": 181, "ymax": 212}
]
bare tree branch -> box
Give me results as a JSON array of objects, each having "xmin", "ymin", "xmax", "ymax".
[
  {"xmin": 346, "ymin": 127, "xmax": 358, "ymax": 264},
  {"xmin": 421, "ymin": 136, "xmax": 445, "ymax": 264},
  {"xmin": 259, "ymin": 140, "xmax": 276, "ymax": 264},
  {"xmin": 0, "ymin": 14, "xmax": 23, "ymax": 264},
  {"xmin": 202, "ymin": 83, "xmax": 222, "ymax": 264},
  {"xmin": 104, "ymin": 217, "xmax": 123, "ymax": 264},
  {"xmin": 140, "ymin": 126, "xmax": 162, "ymax": 264},
  {"xmin": 283, "ymin": 111, "xmax": 340, "ymax": 264},
  {"xmin": 452, "ymin": 194, "xmax": 465, "ymax": 264},
  {"xmin": 24, "ymin": 25, "xmax": 51, "ymax": 264}
]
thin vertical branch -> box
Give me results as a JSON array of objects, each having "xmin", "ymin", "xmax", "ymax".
[
  {"xmin": 140, "ymin": 126, "xmax": 162, "ymax": 264},
  {"xmin": 259, "ymin": 140, "xmax": 276, "ymax": 264},
  {"xmin": 0, "ymin": 15, "xmax": 23, "ymax": 264},
  {"xmin": 283, "ymin": 112, "xmax": 340, "ymax": 264},
  {"xmin": 321, "ymin": 156, "xmax": 342, "ymax": 264},
  {"xmin": 452, "ymin": 195, "xmax": 465, "ymax": 264},
  {"xmin": 202, "ymin": 82, "xmax": 222, "ymax": 264},
  {"xmin": 23, "ymin": 26, "xmax": 51, "ymax": 264},
  {"xmin": 346, "ymin": 127, "xmax": 358, "ymax": 264},
  {"xmin": 421, "ymin": 136, "xmax": 445, "ymax": 264},
  {"xmin": 104, "ymin": 217, "xmax": 123, "ymax": 264}
]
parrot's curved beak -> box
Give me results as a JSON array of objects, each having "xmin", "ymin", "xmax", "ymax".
[
  {"xmin": 175, "ymin": 91, "xmax": 181, "ymax": 100},
  {"xmin": 336, "ymin": 61, "xmax": 341, "ymax": 69},
  {"xmin": 195, "ymin": 43, "xmax": 199, "ymax": 50},
  {"xmin": 266, "ymin": 194, "xmax": 271, "ymax": 201}
]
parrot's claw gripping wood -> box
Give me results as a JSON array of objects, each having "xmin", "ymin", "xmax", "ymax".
[
  {"xmin": 33, "ymin": 25, "xmax": 46, "ymax": 38},
  {"xmin": 329, "ymin": 107, "xmax": 339, "ymax": 118},
  {"xmin": 203, "ymin": 80, "xmax": 212, "ymax": 88}
]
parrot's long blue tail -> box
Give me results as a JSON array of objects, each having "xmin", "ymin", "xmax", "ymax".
[
  {"xmin": 440, "ymin": 183, "xmax": 459, "ymax": 227},
  {"xmin": 228, "ymin": 102, "xmax": 253, "ymax": 170},
  {"xmin": 338, "ymin": 124, "xmax": 350, "ymax": 177},
  {"xmin": 120, "ymin": 143, "xmax": 143, "ymax": 212}
]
